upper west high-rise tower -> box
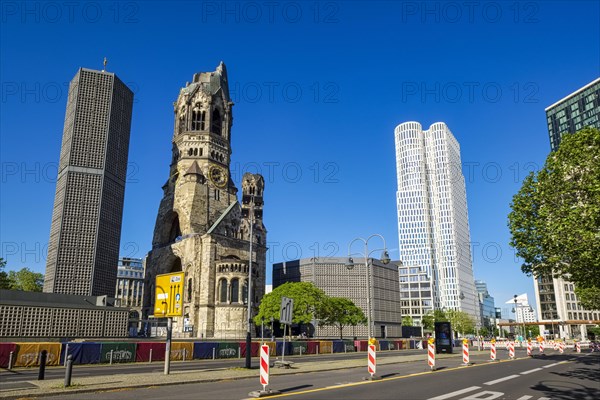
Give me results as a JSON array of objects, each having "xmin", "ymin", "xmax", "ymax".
[
  {"xmin": 143, "ymin": 63, "xmax": 267, "ymax": 339},
  {"xmin": 44, "ymin": 68, "xmax": 134, "ymax": 296},
  {"xmin": 395, "ymin": 122, "xmax": 480, "ymax": 325}
]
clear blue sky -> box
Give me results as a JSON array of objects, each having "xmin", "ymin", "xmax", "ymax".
[{"xmin": 1, "ymin": 1, "xmax": 599, "ymax": 318}]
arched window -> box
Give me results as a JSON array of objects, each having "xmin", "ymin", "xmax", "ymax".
[
  {"xmin": 188, "ymin": 148, "xmax": 193, "ymax": 156},
  {"xmin": 187, "ymin": 278, "xmax": 192, "ymax": 302},
  {"xmin": 191, "ymin": 109, "xmax": 205, "ymax": 131},
  {"xmin": 211, "ymin": 109, "xmax": 222, "ymax": 135},
  {"xmin": 219, "ymin": 279, "xmax": 228, "ymax": 303},
  {"xmin": 193, "ymin": 148, "xmax": 198, "ymax": 156},
  {"xmin": 242, "ymin": 281, "xmax": 248, "ymax": 304},
  {"xmin": 230, "ymin": 278, "xmax": 239, "ymax": 303}
]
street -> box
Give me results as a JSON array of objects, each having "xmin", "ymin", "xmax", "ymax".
[{"xmin": 34, "ymin": 350, "xmax": 598, "ymax": 400}]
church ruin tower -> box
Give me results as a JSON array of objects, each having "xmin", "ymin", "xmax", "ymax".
[{"xmin": 143, "ymin": 63, "xmax": 267, "ymax": 339}]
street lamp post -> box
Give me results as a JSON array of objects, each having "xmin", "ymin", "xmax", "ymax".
[
  {"xmin": 245, "ymin": 195, "xmax": 255, "ymax": 369},
  {"xmin": 513, "ymin": 294, "xmax": 519, "ymax": 339},
  {"xmin": 346, "ymin": 234, "xmax": 391, "ymax": 340}
]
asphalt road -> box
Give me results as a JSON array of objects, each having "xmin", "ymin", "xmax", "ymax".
[
  {"xmin": 38, "ymin": 350, "xmax": 599, "ymax": 400},
  {"xmin": 0, "ymin": 348, "xmax": 426, "ymax": 384}
]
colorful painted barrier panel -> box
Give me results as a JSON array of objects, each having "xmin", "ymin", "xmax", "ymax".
[
  {"xmin": 100, "ymin": 342, "xmax": 136, "ymax": 363},
  {"xmin": 135, "ymin": 342, "xmax": 165, "ymax": 362},
  {"xmin": 60, "ymin": 342, "xmax": 101, "ymax": 364},
  {"xmin": 14, "ymin": 342, "xmax": 61, "ymax": 367},
  {"xmin": 0, "ymin": 342, "xmax": 17, "ymax": 368}
]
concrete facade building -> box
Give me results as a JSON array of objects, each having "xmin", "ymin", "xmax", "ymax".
[
  {"xmin": 394, "ymin": 121, "xmax": 480, "ymax": 325},
  {"xmin": 273, "ymin": 258, "xmax": 402, "ymax": 338},
  {"xmin": 143, "ymin": 63, "xmax": 267, "ymax": 339},
  {"xmin": 545, "ymin": 78, "xmax": 600, "ymax": 151},
  {"xmin": 0, "ymin": 290, "xmax": 129, "ymax": 338},
  {"xmin": 44, "ymin": 68, "xmax": 134, "ymax": 296}
]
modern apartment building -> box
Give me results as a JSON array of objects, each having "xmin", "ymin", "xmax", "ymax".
[
  {"xmin": 533, "ymin": 78, "xmax": 600, "ymax": 339},
  {"xmin": 44, "ymin": 68, "xmax": 134, "ymax": 296},
  {"xmin": 394, "ymin": 122, "xmax": 480, "ymax": 325},
  {"xmin": 475, "ymin": 280, "xmax": 495, "ymax": 330},
  {"xmin": 398, "ymin": 264, "xmax": 432, "ymax": 328},
  {"xmin": 273, "ymin": 257, "xmax": 402, "ymax": 338},
  {"xmin": 114, "ymin": 257, "xmax": 144, "ymax": 310},
  {"xmin": 545, "ymin": 77, "xmax": 600, "ymax": 151}
]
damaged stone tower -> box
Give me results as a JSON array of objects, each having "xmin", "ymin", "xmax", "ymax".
[{"xmin": 143, "ymin": 63, "xmax": 267, "ymax": 339}]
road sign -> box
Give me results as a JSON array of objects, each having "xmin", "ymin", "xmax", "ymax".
[
  {"xmin": 154, "ymin": 272, "xmax": 185, "ymax": 317},
  {"xmin": 280, "ymin": 297, "xmax": 293, "ymax": 325}
]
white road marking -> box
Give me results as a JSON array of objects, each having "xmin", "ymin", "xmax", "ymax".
[
  {"xmin": 483, "ymin": 374, "xmax": 520, "ymax": 385},
  {"xmin": 427, "ymin": 386, "xmax": 481, "ymax": 400},
  {"xmin": 542, "ymin": 362, "xmax": 560, "ymax": 368},
  {"xmin": 520, "ymin": 367, "xmax": 543, "ymax": 375},
  {"xmin": 515, "ymin": 396, "xmax": 532, "ymax": 400}
]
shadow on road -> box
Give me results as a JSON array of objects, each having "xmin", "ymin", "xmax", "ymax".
[
  {"xmin": 530, "ymin": 354, "xmax": 600, "ymax": 400},
  {"xmin": 279, "ymin": 384, "xmax": 313, "ymax": 393}
]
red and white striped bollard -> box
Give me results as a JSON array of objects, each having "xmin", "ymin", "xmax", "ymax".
[
  {"xmin": 539, "ymin": 340, "xmax": 544, "ymax": 355},
  {"xmin": 576, "ymin": 342, "xmax": 581, "ymax": 353},
  {"xmin": 260, "ymin": 345, "xmax": 269, "ymax": 391},
  {"xmin": 489, "ymin": 340, "xmax": 497, "ymax": 361},
  {"xmin": 527, "ymin": 340, "xmax": 532, "ymax": 357},
  {"xmin": 461, "ymin": 339, "xmax": 470, "ymax": 366},
  {"xmin": 368, "ymin": 345, "xmax": 377, "ymax": 379},
  {"xmin": 509, "ymin": 341, "xmax": 515, "ymax": 359},
  {"xmin": 427, "ymin": 338, "xmax": 435, "ymax": 371}
]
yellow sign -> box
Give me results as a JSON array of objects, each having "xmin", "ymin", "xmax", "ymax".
[{"xmin": 154, "ymin": 272, "xmax": 185, "ymax": 317}]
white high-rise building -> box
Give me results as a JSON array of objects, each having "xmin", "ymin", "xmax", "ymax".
[{"xmin": 395, "ymin": 121, "xmax": 480, "ymax": 325}]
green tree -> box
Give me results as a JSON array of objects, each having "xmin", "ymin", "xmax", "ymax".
[
  {"xmin": 254, "ymin": 282, "xmax": 327, "ymax": 327},
  {"xmin": 319, "ymin": 297, "xmax": 366, "ymax": 339},
  {"xmin": 0, "ymin": 258, "xmax": 9, "ymax": 289},
  {"xmin": 402, "ymin": 316, "xmax": 414, "ymax": 326},
  {"xmin": 7, "ymin": 267, "xmax": 44, "ymax": 292},
  {"xmin": 508, "ymin": 127, "xmax": 600, "ymax": 301},
  {"xmin": 446, "ymin": 310, "xmax": 475, "ymax": 336},
  {"xmin": 574, "ymin": 287, "xmax": 600, "ymax": 311},
  {"xmin": 422, "ymin": 310, "xmax": 447, "ymax": 331}
]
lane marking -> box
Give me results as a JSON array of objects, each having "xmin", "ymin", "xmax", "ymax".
[
  {"xmin": 427, "ymin": 386, "xmax": 481, "ymax": 400},
  {"xmin": 520, "ymin": 367, "xmax": 543, "ymax": 375},
  {"xmin": 264, "ymin": 355, "xmax": 532, "ymax": 398},
  {"xmin": 515, "ymin": 396, "xmax": 532, "ymax": 400},
  {"xmin": 542, "ymin": 362, "xmax": 560, "ymax": 368},
  {"xmin": 483, "ymin": 374, "xmax": 520, "ymax": 385}
]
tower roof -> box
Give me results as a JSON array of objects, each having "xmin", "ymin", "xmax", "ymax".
[{"xmin": 184, "ymin": 161, "xmax": 203, "ymax": 176}]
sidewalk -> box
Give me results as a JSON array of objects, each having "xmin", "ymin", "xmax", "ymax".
[{"xmin": 0, "ymin": 351, "xmax": 463, "ymax": 399}]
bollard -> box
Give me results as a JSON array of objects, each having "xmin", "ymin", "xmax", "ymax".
[
  {"xmin": 38, "ymin": 350, "xmax": 48, "ymax": 380},
  {"xmin": 64, "ymin": 343, "xmax": 69, "ymax": 366},
  {"xmin": 527, "ymin": 340, "xmax": 533, "ymax": 357},
  {"xmin": 212, "ymin": 347, "xmax": 216, "ymax": 360},
  {"xmin": 461, "ymin": 339, "xmax": 470, "ymax": 366},
  {"xmin": 8, "ymin": 351, "xmax": 14, "ymax": 370},
  {"xmin": 110, "ymin": 349, "xmax": 114, "ymax": 365},
  {"xmin": 576, "ymin": 342, "xmax": 581, "ymax": 353},
  {"xmin": 489, "ymin": 339, "xmax": 497, "ymax": 362},
  {"xmin": 427, "ymin": 338, "xmax": 435, "ymax": 371},
  {"xmin": 149, "ymin": 348, "xmax": 153, "ymax": 363},
  {"xmin": 317, "ymin": 345, "xmax": 319, "ymax": 355},
  {"xmin": 64, "ymin": 354, "xmax": 73, "ymax": 387},
  {"xmin": 300, "ymin": 347, "xmax": 303, "ymax": 356},
  {"xmin": 539, "ymin": 340, "xmax": 545, "ymax": 355},
  {"xmin": 183, "ymin": 348, "xmax": 186, "ymax": 362},
  {"xmin": 239, "ymin": 347, "xmax": 241, "ymax": 359},
  {"xmin": 509, "ymin": 341, "xmax": 515, "ymax": 359}
]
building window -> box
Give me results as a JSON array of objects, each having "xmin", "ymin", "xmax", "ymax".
[
  {"xmin": 191, "ymin": 109, "xmax": 205, "ymax": 131},
  {"xmin": 187, "ymin": 278, "xmax": 192, "ymax": 302},
  {"xmin": 211, "ymin": 109, "xmax": 222, "ymax": 135},
  {"xmin": 230, "ymin": 278, "xmax": 239, "ymax": 303},
  {"xmin": 219, "ymin": 279, "xmax": 227, "ymax": 303}
]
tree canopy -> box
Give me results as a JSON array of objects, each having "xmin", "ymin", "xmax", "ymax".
[
  {"xmin": 7, "ymin": 267, "xmax": 44, "ymax": 292},
  {"xmin": 0, "ymin": 258, "xmax": 9, "ymax": 289},
  {"xmin": 422, "ymin": 309, "xmax": 448, "ymax": 331},
  {"xmin": 508, "ymin": 127, "xmax": 600, "ymax": 307},
  {"xmin": 0, "ymin": 259, "xmax": 44, "ymax": 292},
  {"xmin": 253, "ymin": 282, "xmax": 328, "ymax": 326},
  {"xmin": 445, "ymin": 310, "xmax": 475, "ymax": 335},
  {"xmin": 319, "ymin": 297, "xmax": 366, "ymax": 339}
]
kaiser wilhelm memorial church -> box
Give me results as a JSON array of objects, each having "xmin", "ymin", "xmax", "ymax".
[{"xmin": 143, "ymin": 63, "xmax": 267, "ymax": 339}]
